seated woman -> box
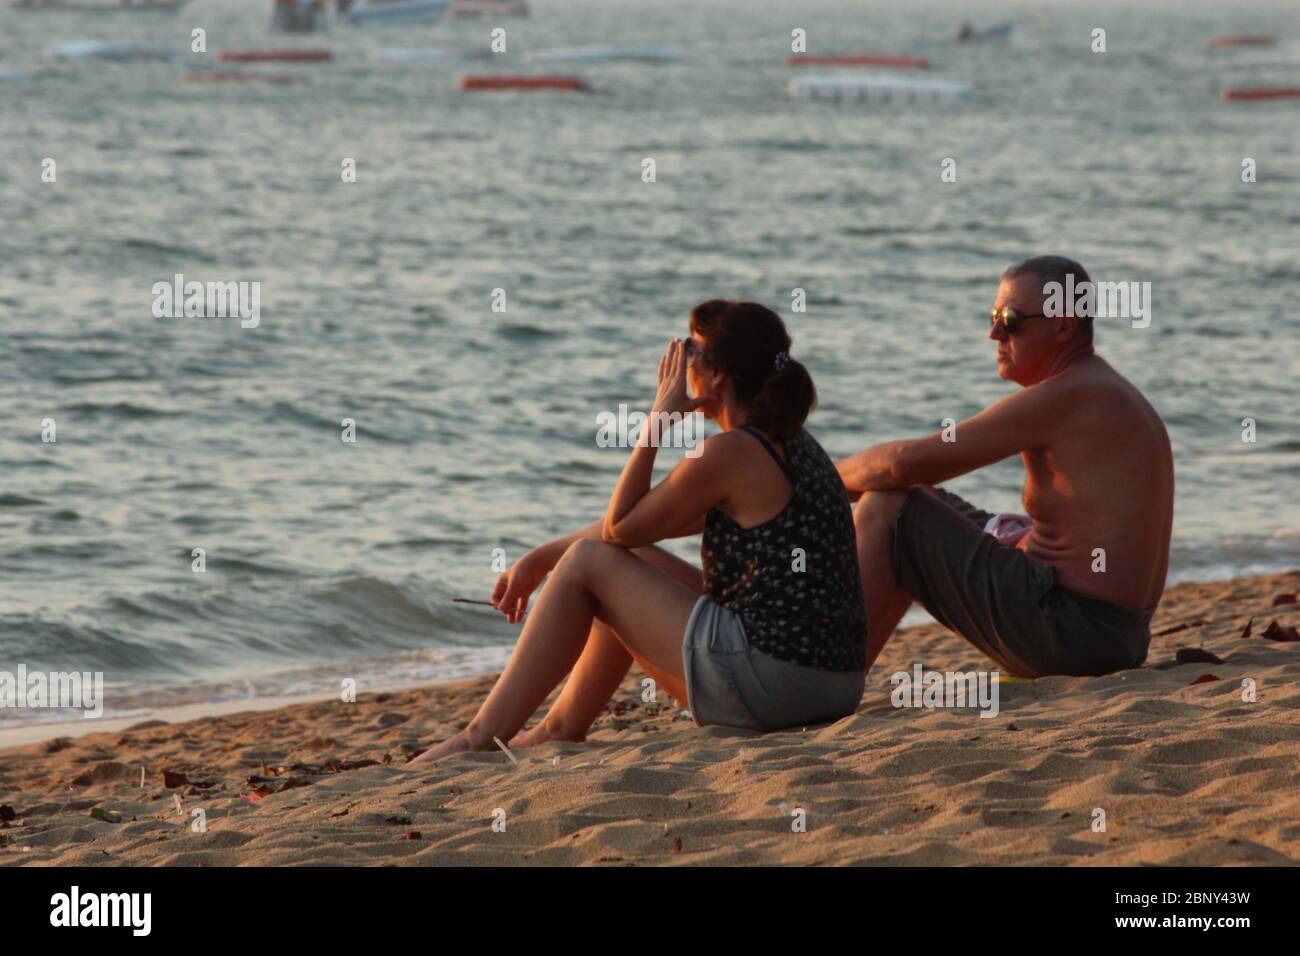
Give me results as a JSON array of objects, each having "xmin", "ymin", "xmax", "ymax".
[{"xmin": 411, "ymin": 300, "xmax": 866, "ymax": 763}]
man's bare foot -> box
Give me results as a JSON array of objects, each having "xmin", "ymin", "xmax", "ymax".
[{"xmin": 508, "ymin": 721, "xmax": 585, "ymax": 749}]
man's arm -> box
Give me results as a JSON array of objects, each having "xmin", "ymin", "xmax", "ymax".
[{"xmin": 836, "ymin": 382, "xmax": 1067, "ymax": 493}]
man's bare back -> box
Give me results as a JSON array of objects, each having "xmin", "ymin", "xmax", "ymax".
[{"xmin": 1016, "ymin": 354, "xmax": 1173, "ymax": 611}]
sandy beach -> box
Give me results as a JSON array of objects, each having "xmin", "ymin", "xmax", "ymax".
[{"xmin": 2, "ymin": 570, "xmax": 1297, "ymax": 867}]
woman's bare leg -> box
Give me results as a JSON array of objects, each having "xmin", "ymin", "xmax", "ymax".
[
  {"xmin": 510, "ymin": 544, "xmax": 703, "ymax": 748},
  {"xmin": 507, "ymin": 623, "xmax": 631, "ymax": 747},
  {"xmin": 854, "ymin": 489, "xmax": 914, "ymax": 670},
  {"xmin": 410, "ymin": 539, "xmax": 699, "ymax": 763}
]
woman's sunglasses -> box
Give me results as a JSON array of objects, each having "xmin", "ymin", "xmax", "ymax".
[
  {"xmin": 989, "ymin": 307, "xmax": 1049, "ymax": 335},
  {"xmin": 681, "ymin": 339, "xmax": 710, "ymax": 363}
]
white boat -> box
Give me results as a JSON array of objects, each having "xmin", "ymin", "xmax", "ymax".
[
  {"xmin": 378, "ymin": 48, "xmax": 451, "ymax": 62},
  {"xmin": 337, "ymin": 0, "xmax": 450, "ymax": 25},
  {"xmin": 49, "ymin": 40, "xmax": 177, "ymax": 61},
  {"xmin": 788, "ymin": 74, "xmax": 973, "ymax": 102},
  {"xmin": 12, "ymin": 0, "xmax": 189, "ymax": 10},
  {"xmin": 532, "ymin": 46, "xmax": 681, "ymax": 64},
  {"xmin": 447, "ymin": 0, "xmax": 526, "ymax": 17}
]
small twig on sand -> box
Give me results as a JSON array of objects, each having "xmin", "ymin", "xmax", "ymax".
[
  {"xmin": 492, "ymin": 737, "xmax": 519, "ymax": 764},
  {"xmin": 1153, "ymin": 618, "xmax": 1208, "ymax": 638}
]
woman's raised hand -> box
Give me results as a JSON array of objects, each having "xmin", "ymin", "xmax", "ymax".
[{"xmin": 652, "ymin": 339, "xmax": 708, "ymax": 419}]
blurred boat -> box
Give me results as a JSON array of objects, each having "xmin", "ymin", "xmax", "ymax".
[
  {"xmin": 1218, "ymin": 52, "xmax": 1300, "ymax": 70},
  {"xmin": 788, "ymin": 53, "xmax": 929, "ymax": 69},
  {"xmin": 218, "ymin": 48, "xmax": 332, "ymax": 63},
  {"xmin": 957, "ymin": 22, "xmax": 1013, "ymax": 43},
  {"xmin": 186, "ymin": 71, "xmax": 302, "ymax": 85},
  {"xmin": 1209, "ymin": 34, "xmax": 1277, "ymax": 49},
  {"xmin": 1222, "ymin": 85, "xmax": 1300, "ymax": 101},
  {"xmin": 448, "ymin": 0, "xmax": 526, "ymax": 17},
  {"xmin": 461, "ymin": 74, "xmax": 589, "ymax": 92},
  {"xmin": 12, "ymin": 0, "xmax": 188, "ymax": 9},
  {"xmin": 271, "ymin": 0, "xmax": 328, "ymax": 32},
  {"xmin": 533, "ymin": 46, "xmax": 680, "ymax": 63},
  {"xmin": 337, "ymin": 0, "xmax": 450, "ymax": 25},
  {"xmin": 788, "ymin": 74, "xmax": 972, "ymax": 103},
  {"xmin": 49, "ymin": 41, "xmax": 177, "ymax": 61},
  {"xmin": 378, "ymin": 48, "xmax": 451, "ymax": 62}
]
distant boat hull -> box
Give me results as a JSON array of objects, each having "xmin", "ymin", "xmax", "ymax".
[
  {"xmin": 461, "ymin": 74, "xmax": 590, "ymax": 92},
  {"xmin": 338, "ymin": 0, "xmax": 450, "ymax": 24},
  {"xmin": 789, "ymin": 74, "xmax": 972, "ymax": 102},
  {"xmin": 447, "ymin": 0, "xmax": 526, "ymax": 17},
  {"xmin": 271, "ymin": 1, "xmax": 328, "ymax": 32},
  {"xmin": 962, "ymin": 23, "xmax": 1013, "ymax": 42},
  {"xmin": 1209, "ymin": 34, "xmax": 1277, "ymax": 49},
  {"xmin": 186, "ymin": 71, "xmax": 302, "ymax": 85},
  {"xmin": 12, "ymin": 0, "xmax": 189, "ymax": 10},
  {"xmin": 533, "ymin": 46, "xmax": 680, "ymax": 64},
  {"xmin": 49, "ymin": 41, "xmax": 177, "ymax": 61},
  {"xmin": 1222, "ymin": 86, "xmax": 1300, "ymax": 101},
  {"xmin": 788, "ymin": 53, "xmax": 929, "ymax": 70},
  {"xmin": 218, "ymin": 48, "xmax": 333, "ymax": 63}
]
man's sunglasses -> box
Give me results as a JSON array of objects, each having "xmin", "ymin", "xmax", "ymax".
[{"xmin": 989, "ymin": 307, "xmax": 1049, "ymax": 335}]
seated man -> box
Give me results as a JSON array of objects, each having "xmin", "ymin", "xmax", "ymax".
[{"xmin": 837, "ymin": 255, "xmax": 1174, "ymax": 677}]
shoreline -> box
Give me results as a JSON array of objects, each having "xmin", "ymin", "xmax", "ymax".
[
  {"xmin": 2, "ymin": 569, "xmax": 1297, "ymax": 866},
  {"xmin": 5, "ymin": 560, "xmax": 1297, "ymax": 750}
]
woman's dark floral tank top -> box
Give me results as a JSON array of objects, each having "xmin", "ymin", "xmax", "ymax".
[{"xmin": 700, "ymin": 425, "xmax": 867, "ymax": 671}]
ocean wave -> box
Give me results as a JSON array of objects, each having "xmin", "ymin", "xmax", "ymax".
[
  {"xmin": 0, "ymin": 574, "xmax": 516, "ymax": 694},
  {"xmin": 494, "ymin": 322, "xmax": 566, "ymax": 341},
  {"xmin": 59, "ymin": 401, "xmax": 178, "ymax": 419},
  {"xmin": 0, "ymin": 493, "xmax": 44, "ymax": 507}
]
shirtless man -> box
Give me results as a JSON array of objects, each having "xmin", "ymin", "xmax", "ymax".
[{"xmin": 837, "ymin": 255, "xmax": 1174, "ymax": 677}]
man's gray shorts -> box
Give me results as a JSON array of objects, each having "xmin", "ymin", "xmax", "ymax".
[
  {"xmin": 682, "ymin": 595, "xmax": 865, "ymax": 731},
  {"xmin": 893, "ymin": 486, "xmax": 1153, "ymax": 678}
]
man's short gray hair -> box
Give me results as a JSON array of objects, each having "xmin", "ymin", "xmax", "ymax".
[{"xmin": 1002, "ymin": 255, "xmax": 1094, "ymax": 344}]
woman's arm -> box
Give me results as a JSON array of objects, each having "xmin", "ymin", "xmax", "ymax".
[
  {"xmin": 494, "ymin": 341, "xmax": 715, "ymax": 620},
  {"xmin": 532, "ymin": 519, "xmax": 602, "ymax": 567},
  {"xmin": 602, "ymin": 438, "xmax": 729, "ymax": 548},
  {"xmin": 603, "ymin": 340, "xmax": 722, "ymax": 548}
]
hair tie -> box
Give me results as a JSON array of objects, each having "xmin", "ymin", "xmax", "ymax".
[{"xmin": 773, "ymin": 351, "xmax": 790, "ymax": 371}]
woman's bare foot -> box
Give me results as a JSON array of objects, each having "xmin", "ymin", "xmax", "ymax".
[
  {"xmin": 508, "ymin": 720, "xmax": 585, "ymax": 749},
  {"xmin": 406, "ymin": 729, "xmax": 482, "ymax": 765}
]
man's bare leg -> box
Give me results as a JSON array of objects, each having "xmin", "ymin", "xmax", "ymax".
[
  {"xmin": 510, "ymin": 544, "xmax": 702, "ymax": 748},
  {"xmin": 855, "ymin": 489, "xmax": 914, "ymax": 670}
]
